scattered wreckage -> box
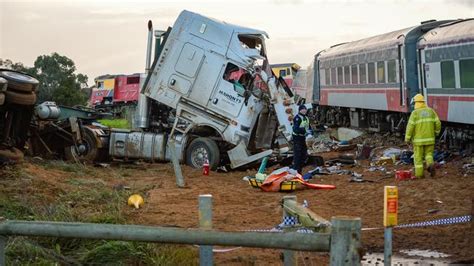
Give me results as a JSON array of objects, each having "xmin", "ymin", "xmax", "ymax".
[{"xmin": 0, "ymin": 69, "xmax": 109, "ymax": 164}]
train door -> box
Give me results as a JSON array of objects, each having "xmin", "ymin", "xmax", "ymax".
[
  {"xmin": 417, "ymin": 47, "xmax": 428, "ymax": 98},
  {"xmin": 398, "ymin": 44, "xmax": 406, "ymax": 106},
  {"xmin": 312, "ymin": 58, "xmax": 320, "ymax": 103}
]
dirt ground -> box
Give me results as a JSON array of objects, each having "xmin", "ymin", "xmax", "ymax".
[
  {"xmin": 1, "ymin": 149, "xmax": 473, "ymax": 265},
  {"xmin": 0, "ymin": 153, "xmax": 474, "ymax": 265}
]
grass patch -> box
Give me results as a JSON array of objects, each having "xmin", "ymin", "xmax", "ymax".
[
  {"xmin": 0, "ymin": 194, "xmax": 34, "ymax": 220},
  {"xmin": 98, "ymin": 119, "xmax": 131, "ymax": 129},
  {"xmin": 80, "ymin": 241, "xmax": 197, "ymax": 265},
  {"xmin": 39, "ymin": 160, "xmax": 100, "ymax": 178},
  {"xmin": 1, "ymin": 165, "xmax": 197, "ymax": 265}
]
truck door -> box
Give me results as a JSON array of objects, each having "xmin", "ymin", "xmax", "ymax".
[{"xmin": 207, "ymin": 62, "xmax": 245, "ymax": 118}]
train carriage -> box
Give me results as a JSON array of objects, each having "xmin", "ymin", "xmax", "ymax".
[
  {"xmin": 313, "ymin": 20, "xmax": 450, "ymax": 131},
  {"xmin": 418, "ymin": 19, "xmax": 474, "ymax": 125}
]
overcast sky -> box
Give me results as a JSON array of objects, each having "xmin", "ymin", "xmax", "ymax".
[{"xmin": 1, "ymin": 0, "xmax": 472, "ymax": 84}]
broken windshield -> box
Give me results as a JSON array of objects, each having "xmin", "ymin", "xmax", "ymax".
[{"xmin": 238, "ymin": 34, "xmax": 264, "ymax": 55}]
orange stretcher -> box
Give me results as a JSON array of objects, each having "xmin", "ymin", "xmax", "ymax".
[{"xmin": 259, "ymin": 171, "xmax": 336, "ymax": 192}]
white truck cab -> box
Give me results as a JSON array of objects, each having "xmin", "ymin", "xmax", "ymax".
[{"xmin": 110, "ymin": 10, "xmax": 298, "ymax": 169}]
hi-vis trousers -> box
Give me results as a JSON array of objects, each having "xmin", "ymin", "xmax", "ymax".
[{"xmin": 413, "ymin": 144, "xmax": 434, "ymax": 177}]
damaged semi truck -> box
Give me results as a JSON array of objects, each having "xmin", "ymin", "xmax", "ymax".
[{"xmin": 101, "ymin": 10, "xmax": 299, "ymax": 169}]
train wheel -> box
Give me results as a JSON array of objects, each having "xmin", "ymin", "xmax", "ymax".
[{"xmin": 186, "ymin": 137, "xmax": 220, "ymax": 170}]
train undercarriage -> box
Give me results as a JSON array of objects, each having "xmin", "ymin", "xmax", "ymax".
[{"xmin": 312, "ymin": 105, "xmax": 474, "ymax": 152}]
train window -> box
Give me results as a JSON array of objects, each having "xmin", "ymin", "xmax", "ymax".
[
  {"xmin": 280, "ymin": 69, "xmax": 287, "ymax": 77},
  {"xmin": 344, "ymin": 66, "xmax": 350, "ymax": 84},
  {"xmin": 377, "ymin": 61, "xmax": 385, "ymax": 83},
  {"xmin": 126, "ymin": 76, "xmax": 140, "ymax": 84},
  {"xmin": 359, "ymin": 64, "xmax": 366, "ymax": 84},
  {"xmin": 441, "ymin": 61, "xmax": 455, "ymax": 88},
  {"xmin": 331, "ymin": 67, "xmax": 337, "ymax": 85},
  {"xmin": 97, "ymin": 81, "xmax": 104, "ymax": 89},
  {"xmin": 337, "ymin": 67, "xmax": 343, "ymax": 85},
  {"xmin": 368, "ymin": 63, "xmax": 375, "ymax": 83},
  {"xmin": 287, "ymin": 68, "xmax": 291, "ymax": 75},
  {"xmin": 325, "ymin": 68, "xmax": 330, "ymax": 85},
  {"xmin": 387, "ymin": 60, "xmax": 397, "ymax": 83},
  {"xmin": 351, "ymin": 65, "xmax": 358, "ymax": 84},
  {"xmin": 460, "ymin": 59, "xmax": 474, "ymax": 88}
]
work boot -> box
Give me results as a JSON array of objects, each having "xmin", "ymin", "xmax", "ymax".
[{"xmin": 428, "ymin": 164, "xmax": 436, "ymax": 177}]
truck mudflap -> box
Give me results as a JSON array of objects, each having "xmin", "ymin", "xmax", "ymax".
[{"xmin": 227, "ymin": 142, "xmax": 272, "ymax": 169}]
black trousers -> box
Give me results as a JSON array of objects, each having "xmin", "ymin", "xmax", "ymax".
[{"xmin": 292, "ymin": 136, "xmax": 307, "ymax": 174}]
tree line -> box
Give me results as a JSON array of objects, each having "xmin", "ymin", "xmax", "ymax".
[{"xmin": 0, "ymin": 53, "xmax": 90, "ymax": 107}]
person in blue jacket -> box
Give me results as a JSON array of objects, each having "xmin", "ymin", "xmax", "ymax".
[{"xmin": 292, "ymin": 104, "xmax": 312, "ymax": 174}]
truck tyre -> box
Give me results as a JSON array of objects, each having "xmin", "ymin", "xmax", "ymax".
[
  {"xmin": 64, "ymin": 127, "xmax": 99, "ymax": 163},
  {"xmin": 4, "ymin": 90, "xmax": 36, "ymax": 105},
  {"xmin": 186, "ymin": 137, "xmax": 220, "ymax": 170},
  {"xmin": 0, "ymin": 147, "xmax": 24, "ymax": 162},
  {"xmin": 0, "ymin": 92, "xmax": 4, "ymax": 105},
  {"xmin": 0, "ymin": 70, "xmax": 39, "ymax": 92}
]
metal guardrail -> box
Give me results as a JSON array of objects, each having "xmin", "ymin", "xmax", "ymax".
[{"xmin": 0, "ymin": 195, "xmax": 362, "ymax": 266}]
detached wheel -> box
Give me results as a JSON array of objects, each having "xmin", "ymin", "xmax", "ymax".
[
  {"xmin": 64, "ymin": 127, "xmax": 99, "ymax": 162},
  {"xmin": 186, "ymin": 137, "xmax": 220, "ymax": 170},
  {"xmin": 0, "ymin": 92, "xmax": 4, "ymax": 105},
  {"xmin": 0, "ymin": 69, "xmax": 39, "ymax": 92},
  {"xmin": 4, "ymin": 90, "xmax": 36, "ymax": 105}
]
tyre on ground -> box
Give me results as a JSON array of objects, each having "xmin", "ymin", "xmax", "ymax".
[
  {"xmin": 4, "ymin": 90, "xmax": 36, "ymax": 105},
  {"xmin": 0, "ymin": 69, "xmax": 39, "ymax": 92},
  {"xmin": 0, "ymin": 147, "xmax": 24, "ymax": 162}
]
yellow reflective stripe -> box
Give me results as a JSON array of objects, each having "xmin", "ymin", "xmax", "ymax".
[
  {"xmin": 412, "ymin": 138, "xmax": 435, "ymax": 143},
  {"xmin": 414, "ymin": 165, "xmax": 424, "ymax": 168},
  {"xmin": 413, "ymin": 118, "xmax": 437, "ymax": 124},
  {"xmin": 408, "ymin": 120, "xmax": 415, "ymax": 125}
]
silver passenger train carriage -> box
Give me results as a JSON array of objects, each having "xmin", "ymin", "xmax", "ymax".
[{"xmin": 309, "ymin": 19, "xmax": 474, "ymax": 147}]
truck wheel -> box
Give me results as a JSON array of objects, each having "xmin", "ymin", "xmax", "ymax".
[
  {"xmin": 0, "ymin": 70, "xmax": 39, "ymax": 92},
  {"xmin": 5, "ymin": 90, "xmax": 36, "ymax": 105},
  {"xmin": 186, "ymin": 137, "xmax": 220, "ymax": 170},
  {"xmin": 0, "ymin": 147, "xmax": 24, "ymax": 162},
  {"xmin": 0, "ymin": 92, "xmax": 4, "ymax": 105},
  {"xmin": 64, "ymin": 127, "xmax": 98, "ymax": 163}
]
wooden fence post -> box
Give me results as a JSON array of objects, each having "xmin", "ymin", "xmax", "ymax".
[
  {"xmin": 199, "ymin": 195, "xmax": 213, "ymax": 266},
  {"xmin": 329, "ymin": 216, "xmax": 361, "ymax": 266},
  {"xmin": 0, "ymin": 235, "xmax": 6, "ymax": 266},
  {"xmin": 282, "ymin": 195, "xmax": 297, "ymax": 266}
]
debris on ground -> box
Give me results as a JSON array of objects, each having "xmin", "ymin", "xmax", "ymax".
[
  {"xmin": 462, "ymin": 162, "xmax": 474, "ymax": 176},
  {"xmin": 333, "ymin": 127, "xmax": 364, "ymax": 142}
]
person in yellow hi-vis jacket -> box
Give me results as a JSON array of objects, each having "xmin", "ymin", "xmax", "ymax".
[{"xmin": 405, "ymin": 94, "xmax": 441, "ymax": 178}]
